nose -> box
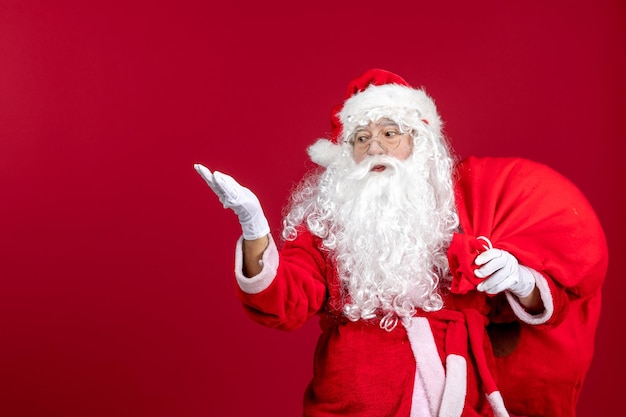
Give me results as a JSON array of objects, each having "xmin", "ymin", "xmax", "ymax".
[{"xmin": 366, "ymin": 139, "xmax": 386, "ymax": 155}]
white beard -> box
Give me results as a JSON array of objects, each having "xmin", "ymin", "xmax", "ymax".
[{"xmin": 283, "ymin": 138, "xmax": 458, "ymax": 331}]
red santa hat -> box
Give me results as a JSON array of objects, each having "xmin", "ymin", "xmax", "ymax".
[{"xmin": 308, "ymin": 68, "xmax": 443, "ymax": 167}]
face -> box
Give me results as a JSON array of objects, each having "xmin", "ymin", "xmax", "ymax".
[{"xmin": 350, "ymin": 119, "xmax": 413, "ymax": 165}]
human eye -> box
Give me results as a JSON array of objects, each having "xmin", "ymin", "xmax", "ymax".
[
  {"xmin": 383, "ymin": 128, "xmax": 400, "ymax": 138},
  {"xmin": 355, "ymin": 133, "xmax": 371, "ymax": 143}
]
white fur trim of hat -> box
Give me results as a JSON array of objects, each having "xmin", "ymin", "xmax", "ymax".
[{"xmin": 308, "ymin": 83, "xmax": 442, "ymax": 168}]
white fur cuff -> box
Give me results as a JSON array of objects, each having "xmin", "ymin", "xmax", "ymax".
[
  {"xmin": 505, "ymin": 267, "xmax": 554, "ymax": 325},
  {"xmin": 234, "ymin": 234, "xmax": 279, "ymax": 294}
]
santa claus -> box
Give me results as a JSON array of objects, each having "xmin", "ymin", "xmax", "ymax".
[{"xmin": 195, "ymin": 69, "xmax": 607, "ymax": 417}]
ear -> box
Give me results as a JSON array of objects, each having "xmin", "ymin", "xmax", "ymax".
[{"xmin": 307, "ymin": 139, "xmax": 343, "ymax": 168}]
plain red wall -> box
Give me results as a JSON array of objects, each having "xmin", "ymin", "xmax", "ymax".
[{"xmin": 1, "ymin": 1, "xmax": 624, "ymax": 416}]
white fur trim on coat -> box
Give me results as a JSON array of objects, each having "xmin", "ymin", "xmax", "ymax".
[
  {"xmin": 234, "ymin": 234, "xmax": 279, "ymax": 294},
  {"xmin": 505, "ymin": 267, "xmax": 554, "ymax": 325},
  {"xmin": 404, "ymin": 317, "xmax": 446, "ymax": 417},
  {"xmin": 486, "ymin": 391, "xmax": 510, "ymax": 417},
  {"xmin": 439, "ymin": 354, "xmax": 467, "ymax": 417}
]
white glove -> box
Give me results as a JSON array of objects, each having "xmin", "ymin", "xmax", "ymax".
[
  {"xmin": 474, "ymin": 248, "xmax": 535, "ymax": 298},
  {"xmin": 194, "ymin": 163, "xmax": 270, "ymax": 240}
]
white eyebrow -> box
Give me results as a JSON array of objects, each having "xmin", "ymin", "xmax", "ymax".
[
  {"xmin": 377, "ymin": 119, "xmax": 399, "ymax": 127},
  {"xmin": 355, "ymin": 120, "xmax": 399, "ymax": 132}
]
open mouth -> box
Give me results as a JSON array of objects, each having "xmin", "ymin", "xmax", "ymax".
[{"xmin": 371, "ymin": 165, "xmax": 387, "ymax": 172}]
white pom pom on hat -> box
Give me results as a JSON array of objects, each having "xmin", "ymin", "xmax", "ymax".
[{"xmin": 308, "ymin": 68, "xmax": 441, "ymax": 168}]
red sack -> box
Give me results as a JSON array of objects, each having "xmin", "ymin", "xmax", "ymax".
[
  {"xmin": 452, "ymin": 156, "xmax": 608, "ymax": 417},
  {"xmin": 448, "ymin": 233, "xmax": 493, "ymax": 295}
]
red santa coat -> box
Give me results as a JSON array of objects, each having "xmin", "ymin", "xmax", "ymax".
[{"xmin": 233, "ymin": 157, "xmax": 607, "ymax": 417}]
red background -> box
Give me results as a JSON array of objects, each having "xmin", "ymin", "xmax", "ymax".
[{"xmin": 1, "ymin": 1, "xmax": 624, "ymax": 416}]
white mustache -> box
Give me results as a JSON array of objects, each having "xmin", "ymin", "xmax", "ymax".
[{"xmin": 346, "ymin": 155, "xmax": 403, "ymax": 180}]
